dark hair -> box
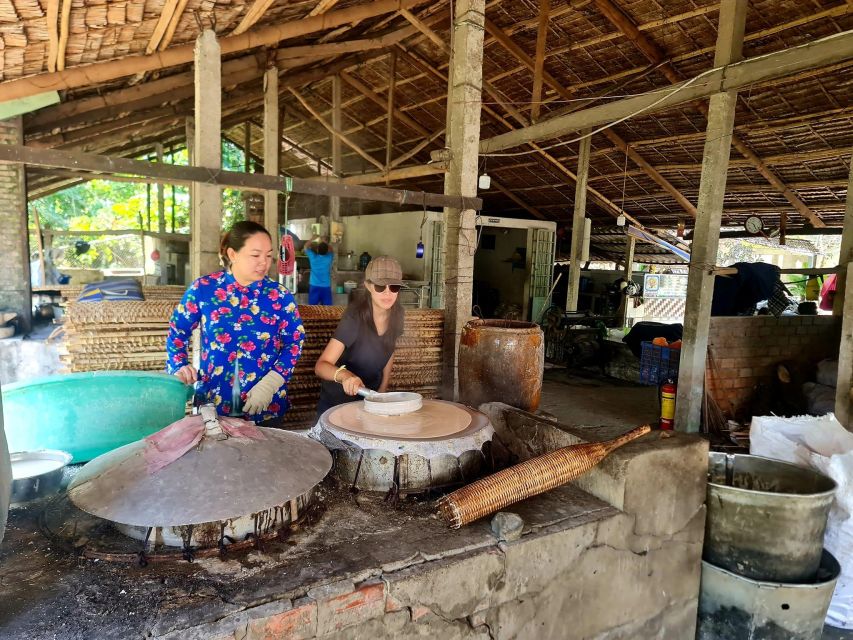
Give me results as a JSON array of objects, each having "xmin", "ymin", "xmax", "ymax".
[
  {"xmin": 220, "ymin": 221, "xmax": 271, "ymax": 268},
  {"xmin": 347, "ymin": 287, "xmax": 404, "ymax": 351},
  {"xmin": 316, "ymin": 242, "xmax": 329, "ymax": 256}
]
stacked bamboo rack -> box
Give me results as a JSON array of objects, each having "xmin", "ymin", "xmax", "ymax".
[{"xmin": 60, "ymin": 295, "xmax": 445, "ymax": 429}]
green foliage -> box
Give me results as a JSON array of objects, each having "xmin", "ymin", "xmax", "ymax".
[{"xmin": 29, "ymin": 139, "xmax": 253, "ymax": 268}]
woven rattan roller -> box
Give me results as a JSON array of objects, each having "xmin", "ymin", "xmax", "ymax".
[{"xmin": 437, "ymin": 424, "xmax": 651, "ymax": 529}]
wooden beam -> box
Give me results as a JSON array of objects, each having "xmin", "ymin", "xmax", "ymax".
[
  {"xmin": 191, "ymin": 30, "xmax": 222, "ymax": 279},
  {"xmin": 567, "ymin": 131, "xmax": 591, "ymax": 310},
  {"xmin": 400, "ymin": 8, "xmax": 448, "ymax": 52},
  {"xmin": 156, "ymin": 142, "xmax": 166, "ymax": 234},
  {"xmin": 340, "ymin": 71, "xmax": 430, "ymax": 137},
  {"xmin": 530, "ymin": 0, "xmax": 550, "ymax": 124},
  {"xmin": 46, "ymin": 0, "xmax": 59, "ymax": 73},
  {"xmin": 0, "ymin": 145, "xmax": 482, "ymax": 209},
  {"xmin": 442, "ymin": 0, "xmax": 485, "ymax": 399},
  {"xmin": 330, "ymin": 75, "xmax": 342, "ymax": 221},
  {"xmin": 309, "ymin": 0, "xmax": 341, "ymax": 17},
  {"xmin": 479, "ymin": 28, "xmax": 853, "ymax": 154},
  {"xmin": 491, "ymin": 178, "xmax": 548, "ymax": 220},
  {"xmin": 263, "ymin": 66, "xmax": 280, "ymax": 242},
  {"xmin": 482, "ymin": 19, "xmax": 697, "ymax": 220},
  {"xmin": 146, "ymin": 0, "xmax": 182, "ymax": 54},
  {"xmin": 56, "ymin": 0, "xmax": 72, "ymax": 71},
  {"xmin": 274, "ymin": 24, "xmax": 419, "ymax": 61},
  {"xmin": 233, "ymin": 0, "xmax": 278, "ymax": 36},
  {"xmin": 618, "ymin": 234, "xmax": 636, "ymax": 323},
  {"xmin": 338, "ymin": 162, "xmax": 447, "ymax": 184},
  {"xmin": 592, "ymin": 0, "xmax": 823, "ymax": 228},
  {"xmin": 388, "ymin": 128, "xmax": 445, "ymax": 170},
  {"xmin": 159, "ymin": 0, "xmax": 191, "ymax": 51},
  {"xmin": 289, "ymin": 87, "xmax": 385, "ymax": 172},
  {"xmin": 675, "ymin": 0, "xmax": 747, "ymax": 433},
  {"xmin": 385, "ymin": 51, "xmax": 397, "ymax": 173},
  {"xmin": 1, "ymin": 0, "xmax": 432, "ymax": 101}
]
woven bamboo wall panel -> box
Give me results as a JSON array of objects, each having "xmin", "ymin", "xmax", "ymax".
[{"xmin": 59, "ymin": 298, "xmax": 444, "ymax": 429}]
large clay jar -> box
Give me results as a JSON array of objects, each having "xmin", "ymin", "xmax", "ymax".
[{"xmin": 458, "ymin": 319, "xmax": 544, "ymax": 412}]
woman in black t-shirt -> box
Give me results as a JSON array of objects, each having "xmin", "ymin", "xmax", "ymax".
[{"xmin": 314, "ymin": 256, "xmax": 405, "ymax": 415}]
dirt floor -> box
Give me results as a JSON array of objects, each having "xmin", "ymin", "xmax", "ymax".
[{"xmin": 538, "ymin": 366, "xmax": 659, "ymax": 429}]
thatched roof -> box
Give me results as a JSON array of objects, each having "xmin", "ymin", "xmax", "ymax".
[{"xmin": 4, "ymin": 0, "xmax": 852, "ymax": 230}]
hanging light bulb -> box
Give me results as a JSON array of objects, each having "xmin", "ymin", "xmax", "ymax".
[
  {"xmin": 416, "ymin": 241, "xmax": 425, "ymax": 259},
  {"xmin": 478, "ymin": 173, "xmax": 491, "ymax": 190},
  {"xmin": 616, "ymin": 214, "xmax": 626, "ymax": 227}
]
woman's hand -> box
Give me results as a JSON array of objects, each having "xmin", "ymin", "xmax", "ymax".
[
  {"xmin": 341, "ymin": 372, "xmax": 365, "ymax": 396},
  {"xmin": 174, "ymin": 364, "xmax": 198, "ymax": 385}
]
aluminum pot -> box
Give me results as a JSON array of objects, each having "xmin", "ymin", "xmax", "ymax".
[
  {"xmin": 705, "ymin": 452, "xmax": 836, "ymax": 582},
  {"xmin": 10, "ymin": 449, "xmax": 72, "ymax": 505}
]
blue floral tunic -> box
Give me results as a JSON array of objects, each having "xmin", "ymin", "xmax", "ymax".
[{"xmin": 166, "ymin": 271, "xmax": 305, "ymax": 422}]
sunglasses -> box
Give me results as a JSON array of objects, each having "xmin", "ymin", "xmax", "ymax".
[{"xmin": 369, "ymin": 281, "xmax": 401, "ymax": 293}]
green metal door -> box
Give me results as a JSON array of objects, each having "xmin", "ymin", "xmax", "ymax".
[{"xmin": 530, "ymin": 227, "xmax": 556, "ymax": 322}]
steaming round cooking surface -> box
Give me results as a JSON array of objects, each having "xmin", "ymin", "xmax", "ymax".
[{"xmin": 327, "ymin": 399, "xmax": 472, "ymax": 440}]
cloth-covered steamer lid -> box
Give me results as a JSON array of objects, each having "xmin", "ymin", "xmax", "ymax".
[{"xmin": 365, "ymin": 256, "xmax": 403, "ymax": 286}]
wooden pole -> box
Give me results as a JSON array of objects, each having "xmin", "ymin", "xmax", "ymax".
[
  {"xmin": 156, "ymin": 143, "xmax": 166, "ymax": 234},
  {"xmin": 385, "ymin": 51, "xmax": 397, "ymax": 180},
  {"xmin": 479, "ymin": 28, "xmax": 853, "ymax": 154},
  {"xmin": 619, "ymin": 235, "xmax": 636, "ymax": 324},
  {"xmin": 837, "ymin": 262, "xmax": 853, "ymax": 428},
  {"xmin": 190, "ymin": 30, "xmax": 222, "ymax": 280},
  {"xmin": 330, "ymin": 75, "xmax": 342, "ymax": 222},
  {"xmin": 675, "ymin": 0, "xmax": 747, "ymax": 433},
  {"xmin": 530, "ymin": 0, "xmax": 550, "ymax": 123},
  {"xmin": 567, "ymin": 130, "xmax": 591, "ymax": 311},
  {"xmin": 441, "ymin": 0, "xmax": 485, "ymax": 400},
  {"xmin": 833, "ymin": 153, "xmax": 853, "ymax": 316},
  {"xmin": 263, "ymin": 66, "xmax": 280, "ymax": 254}
]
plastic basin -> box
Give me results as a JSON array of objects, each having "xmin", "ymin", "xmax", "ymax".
[{"xmin": 2, "ymin": 371, "xmax": 191, "ymax": 462}]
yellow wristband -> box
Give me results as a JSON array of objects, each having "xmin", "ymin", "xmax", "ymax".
[{"xmin": 333, "ymin": 365, "xmax": 347, "ymax": 383}]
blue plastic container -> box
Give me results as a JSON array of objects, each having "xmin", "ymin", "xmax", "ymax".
[{"xmin": 1, "ymin": 371, "xmax": 191, "ymax": 462}]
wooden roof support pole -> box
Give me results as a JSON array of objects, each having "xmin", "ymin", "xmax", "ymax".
[
  {"xmin": 675, "ymin": 0, "xmax": 746, "ymax": 433},
  {"xmin": 46, "ymin": 0, "xmax": 59, "ymax": 73},
  {"xmin": 836, "ymin": 263, "xmax": 853, "ymax": 427},
  {"xmin": 330, "ymin": 75, "xmax": 342, "ymax": 221},
  {"xmin": 484, "ymin": 17, "xmax": 697, "ymax": 219},
  {"xmin": 0, "ymin": 0, "xmax": 431, "ymax": 101},
  {"xmin": 618, "ymin": 235, "xmax": 636, "ymax": 324},
  {"xmin": 147, "ymin": 0, "xmax": 181, "ymax": 54},
  {"xmin": 385, "ymin": 52, "xmax": 397, "ymax": 179},
  {"xmin": 567, "ymin": 130, "xmax": 591, "ymax": 311},
  {"xmin": 289, "ymin": 87, "xmax": 385, "ymax": 172},
  {"xmin": 591, "ymin": 0, "xmax": 823, "ymax": 228},
  {"xmin": 441, "ymin": 0, "xmax": 485, "ymax": 400},
  {"xmin": 530, "ymin": 0, "xmax": 550, "ymax": 123},
  {"xmin": 190, "ymin": 30, "xmax": 223, "ymax": 280},
  {"xmin": 159, "ymin": 0, "xmax": 191, "ymax": 51},
  {"xmin": 263, "ymin": 66, "xmax": 280, "ymax": 251},
  {"xmin": 309, "ymin": 0, "xmax": 341, "ymax": 17},
  {"xmin": 340, "ymin": 72, "xmax": 430, "ymax": 137},
  {"xmin": 490, "ymin": 178, "xmax": 548, "ymax": 220},
  {"xmin": 232, "ymin": 0, "xmax": 278, "ymax": 36},
  {"xmin": 388, "ymin": 128, "xmax": 445, "ymax": 170},
  {"xmin": 338, "ymin": 162, "xmax": 447, "ymax": 184}
]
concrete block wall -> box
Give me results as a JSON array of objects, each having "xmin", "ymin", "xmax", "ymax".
[
  {"xmin": 0, "ymin": 116, "xmax": 31, "ymax": 332},
  {"xmin": 706, "ymin": 315, "xmax": 841, "ymax": 417}
]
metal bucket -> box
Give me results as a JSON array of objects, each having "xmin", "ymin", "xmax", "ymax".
[
  {"xmin": 458, "ymin": 319, "xmax": 544, "ymax": 412},
  {"xmin": 697, "ymin": 551, "xmax": 841, "ymax": 640},
  {"xmin": 705, "ymin": 452, "xmax": 836, "ymax": 582},
  {"xmin": 9, "ymin": 449, "xmax": 72, "ymax": 505}
]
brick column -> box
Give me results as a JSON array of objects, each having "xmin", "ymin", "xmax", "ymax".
[{"xmin": 0, "ymin": 116, "xmax": 32, "ymax": 333}]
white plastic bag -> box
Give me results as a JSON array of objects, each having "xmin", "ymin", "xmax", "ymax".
[{"xmin": 751, "ymin": 414, "xmax": 853, "ymax": 628}]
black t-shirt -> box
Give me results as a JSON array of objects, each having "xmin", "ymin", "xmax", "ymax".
[{"xmin": 317, "ymin": 309, "xmax": 396, "ymax": 415}]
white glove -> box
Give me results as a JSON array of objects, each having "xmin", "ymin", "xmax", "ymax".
[{"xmin": 243, "ymin": 370, "xmax": 284, "ymax": 414}]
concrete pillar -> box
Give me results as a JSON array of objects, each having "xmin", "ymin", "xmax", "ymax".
[
  {"xmin": 441, "ymin": 0, "xmax": 485, "ymax": 399},
  {"xmin": 675, "ymin": 0, "xmax": 747, "ymax": 432},
  {"xmin": 190, "ymin": 30, "xmax": 222, "ymax": 279},
  {"xmin": 566, "ymin": 130, "xmax": 591, "ymax": 311},
  {"xmin": 263, "ymin": 66, "xmax": 280, "ymax": 275},
  {"xmin": 0, "ymin": 116, "xmax": 32, "ymax": 333}
]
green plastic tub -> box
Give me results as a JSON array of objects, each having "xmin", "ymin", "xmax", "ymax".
[{"xmin": 2, "ymin": 371, "xmax": 191, "ymax": 462}]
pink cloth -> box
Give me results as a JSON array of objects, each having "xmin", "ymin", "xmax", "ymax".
[
  {"xmin": 820, "ymin": 274, "xmax": 837, "ymax": 311},
  {"xmin": 143, "ymin": 415, "xmax": 266, "ymax": 474}
]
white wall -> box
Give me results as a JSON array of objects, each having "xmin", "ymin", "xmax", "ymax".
[{"xmin": 339, "ymin": 211, "xmax": 437, "ymax": 281}]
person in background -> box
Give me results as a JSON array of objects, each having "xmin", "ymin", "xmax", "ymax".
[
  {"xmin": 314, "ymin": 256, "xmax": 405, "ymax": 415},
  {"xmin": 304, "ymin": 235, "xmax": 334, "ymax": 305},
  {"xmin": 166, "ymin": 221, "xmax": 305, "ymax": 424}
]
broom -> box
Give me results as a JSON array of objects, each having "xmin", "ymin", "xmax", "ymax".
[{"xmin": 437, "ymin": 424, "xmax": 651, "ymax": 528}]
